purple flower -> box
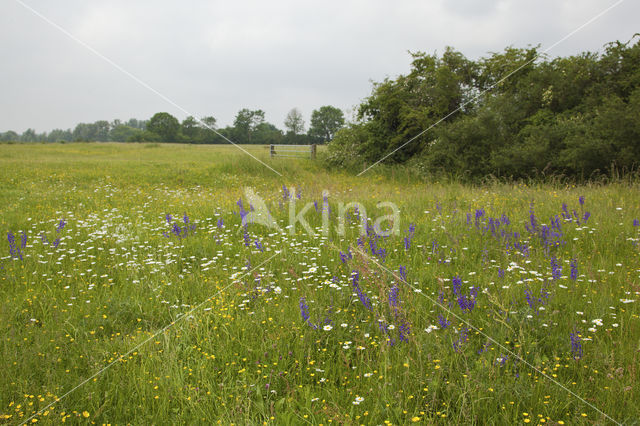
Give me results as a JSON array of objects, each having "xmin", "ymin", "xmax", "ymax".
[
  {"xmin": 40, "ymin": 232, "xmax": 49, "ymax": 245},
  {"xmin": 299, "ymin": 297, "xmax": 317, "ymax": 329},
  {"xmin": 282, "ymin": 184, "xmax": 290, "ymax": 200},
  {"xmin": 399, "ymin": 322, "xmax": 410, "ymax": 342},
  {"xmin": 20, "ymin": 232, "xmax": 27, "ymax": 249},
  {"xmin": 579, "ymin": 196, "xmax": 585, "ymax": 206},
  {"xmin": 453, "ymin": 327, "xmax": 469, "ymax": 352},
  {"xmin": 52, "ymin": 238, "xmax": 60, "ymax": 249},
  {"xmin": 550, "ymin": 257, "xmax": 562, "ymax": 280},
  {"xmin": 183, "ymin": 213, "xmax": 190, "ymax": 224},
  {"xmin": 634, "ymin": 219, "xmax": 639, "ymax": 227},
  {"xmin": 56, "ymin": 219, "xmax": 66, "ymax": 232},
  {"xmin": 254, "ymin": 239, "xmax": 264, "ymax": 252},
  {"xmin": 165, "ymin": 214, "xmax": 172, "ymax": 225},
  {"xmin": 7, "ymin": 232, "xmax": 20, "ymax": 259},
  {"xmin": 339, "ymin": 249, "xmax": 352, "ymax": 264},
  {"xmin": 497, "ymin": 268, "xmax": 505, "ymax": 278},
  {"xmin": 389, "ymin": 284, "xmax": 399, "ymax": 308},
  {"xmin": 398, "ymin": 265, "xmax": 407, "ymax": 282},
  {"xmin": 570, "ymin": 330, "xmax": 583, "ymax": 360},
  {"xmin": 452, "ymin": 276, "xmax": 462, "ymax": 296},
  {"xmin": 570, "ymin": 259, "xmax": 578, "ymax": 280},
  {"xmin": 217, "ymin": 218, "xmax": 224, "ymax": 228},
  {"xmin": 438, "ymin": 315, "xmax": 450, "ymax": 329}
]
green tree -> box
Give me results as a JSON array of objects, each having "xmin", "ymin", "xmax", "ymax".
[
  {"xmin": 284, "ymin": 108, "xmax": 305, "ymax": 135},
  {"xmin": 308, "ymin": 106, "xmax": 345, "ymax": 142},
  {"xmin": 147, "ymin": 112, "xmax": 179, "ymax": 142},
  {"xmin": 110, "ymin": 125, "xmax": 142, "ymax": 142},
  {"xmin": 233, "ymin": 109, "xmax": 265, "ymax": 143}
]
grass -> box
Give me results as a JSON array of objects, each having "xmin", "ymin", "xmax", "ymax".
[{"xmin": 1, "ymin": 142, "xmax": 639, "ymax": 424}]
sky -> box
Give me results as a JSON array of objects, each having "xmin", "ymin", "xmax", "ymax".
[{"xmin": 0, "ymin": 0, "xmax": 638, "ymax": 133}]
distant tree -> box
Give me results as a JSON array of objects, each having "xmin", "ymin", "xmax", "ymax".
[
  {"xmin": 200, "ymin": 116, "xmax": 217, "ymax": 129},
  {"xmin": 181, "ymin": 116, "xmax": 200, "ymax": 142},
  {"xmin": 48, "ymin": 128, "xmax": 72, "ymax": 142},
  {"xmin": 127, "ymin": 118, "xmax": 146, "ymax": 129},
  {"xmin": 0, "ymin": 130, "xmax": 19, "ymax": 141},
  {"xmin": 110, "ymin": 125, "xmax": 142, "ymax": 142},
  {"xmin": 308, "ymin": 106, "xmax": 345, "ymax": 142},
  {"xmin": 147, "ymin": 112, "xmax": 179, "ymax": 142},
  {"xmin": 73, "ymin": 123, "xmax": 98, "ymax": 141},
  {"xmin": 284, "ymin": 108, "xmax": 305, "ymax": 135},
  {"xmin": 253, "ymin": 122, "xmax": 284, "ymax": 145},
  {"xmin": 233, "ymin": 109, "xmax": 265, "ymax": 143},
  {"xmin": 94, "ymin": 120, "xmax": 111, "ymax": 142}
]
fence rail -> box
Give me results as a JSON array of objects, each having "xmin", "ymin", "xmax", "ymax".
[{"xmin": 270, "ymin": 144, "xmax": 317, "ymax": 159}]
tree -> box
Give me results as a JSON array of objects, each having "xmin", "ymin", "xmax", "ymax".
[
  {"xmin": 147, "ymin": 112, "xmax": 179, "ymax": 142},
  {"xmin": 284, "ymin": 108, "xmax": 305, "ymax": 135},
  {"xmin": 181, "ymin": 116, "xmax": 200, "ymax": 142},
  {"xmin": 308, "ymin": 106, "xmax": 345, "ymax": 142},
  {"xmin": 200, "ymin": 116, "xmax": 217, "ymax": 129},
  {"xmin": 233, "ymin": 109, "xmax": 265, "ymax": 143},
  {"xmin": 110, "ymin": 125, "xmax": 141, "ymax": 142},
  {"xmin": 0, "ymin": 130, "xmax": 19, "ymax": 141}
]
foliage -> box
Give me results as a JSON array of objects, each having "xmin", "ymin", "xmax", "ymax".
[
  {"xmin": 308, "ymin": 105, "xmax": 345, "ymax": 143},
  {"xmin": 284, "ymin": 108, "xmax": 305, "ymax": 135},
  {"xmin": 326, "ymin": 36, "xmax": 640, "ymax": 180}
]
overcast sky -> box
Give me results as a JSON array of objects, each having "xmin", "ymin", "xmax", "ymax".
[{"xmin": 0, "ymin": 0, "xmax": 638, "ymax": 133}]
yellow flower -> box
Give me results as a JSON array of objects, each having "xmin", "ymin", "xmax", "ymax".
[
  {"xmin": 82, "ymin": 411, "xmax": 90, "ymax": 418},
  {"xmin": 411, "ymin": 417, "xmax": 421, "ymax": 422}
]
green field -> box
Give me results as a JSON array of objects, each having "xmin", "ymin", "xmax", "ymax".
[{"xmin": 1, "ymin": 142, "xmax": 639, "ymax": 424}]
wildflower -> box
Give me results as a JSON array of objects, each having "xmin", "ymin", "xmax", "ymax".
[
  {"xmin": 398, "ymin": 265, "xmax": 407, "ymax": 282},
  {"xmin": 389, "ymin": 284, "xmax": 400, "ymax": 308},
  {"xmin": 323, "ymin": 324, "xmax": 333, "ymax": 331},
  {"xmin": 339, "ymin": 249, "xmax": 352, "ymax": 263},
  {"xmin": 399, "ymin": 322, "xmax": 410, "ymax": 342},
  {"xmin": 550, "ymin": 257, "xmax": 562, "ymax": 280},
  {"xmin": 438, "ymin": 315, "xmax": 450, "ymax": 329},
  {"xmin": 282, "ymin": 184, "xmax": 290, "ymax": 200},
  {"xmin": 165, "ymin": 214, "xmax": 172, "ymax": 224},
  {"xmin": 579, "ymin": 196, "xmax": 585, "ymax": 206},
  {"xmin": 570, "ymin": 330, "xmax": 583, "ymax": 360},
  {"xmin": 352, "ymin": 396, "xmax": 364, "ymax": 405},
  {"xmin": 634, "ymin": 219, "xmax": 639, "ymax": 227},
  {"xmin": 7, "ymin": 232, "xmax": 21, "ymax": 260},
  {"xmin": 497, "ymin": 268, "xmax": 505, "ymax": 278},
  {"xmin": 20, "ymin": 232, "xmax": 27, "ymax": 249},
  {"xmin": 299, "ymin": 297, "xmax": 317, "ymax": 329},
  {"xmin": 570, "ymin": 259, "xmax": 578, "ymax": 280},
  {"xmin": 183, "ymin": 213, "xmax": 190, "ymax": 224},
  {"xmin": 217, "ymin": 218, "xmax": 224, "ymax": 228},
  {"xmin": 56, "ymin": 219, "xmax": 66, "ymax": 232},
  {"xmin": 452, "ymin": 275, "xmax": 462, "ymax": 296}
]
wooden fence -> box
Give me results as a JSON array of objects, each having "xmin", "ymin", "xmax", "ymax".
[{"xmin": 269, "ymin": 144, "xmax": 317, "ymax": 159}]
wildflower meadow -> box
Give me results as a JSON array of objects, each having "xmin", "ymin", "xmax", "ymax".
[{"xmin": 1, "ymin": 142, "xmax": 639, "ymax": 424}]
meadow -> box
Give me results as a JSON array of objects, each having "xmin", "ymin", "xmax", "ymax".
[{"xmin": 0, "ymin": 142, "xmax": 639, "ymax": 425}]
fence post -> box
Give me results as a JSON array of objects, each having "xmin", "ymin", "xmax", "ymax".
[
  {"xmin": 270, "ymin": 145, "xmax": 275, "ymax": 158},
  {"xmin": 311, "ymin": 144, "xmax": 317, "ymax": 159}
]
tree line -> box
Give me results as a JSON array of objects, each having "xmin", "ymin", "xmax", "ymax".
[
  {"xmin": 326, "ymin": 36, "xmax": 640, "ymax": 180},
  {"xmin": 0, "ymin": 106, "xmax": 345, "ymax": 145}
]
